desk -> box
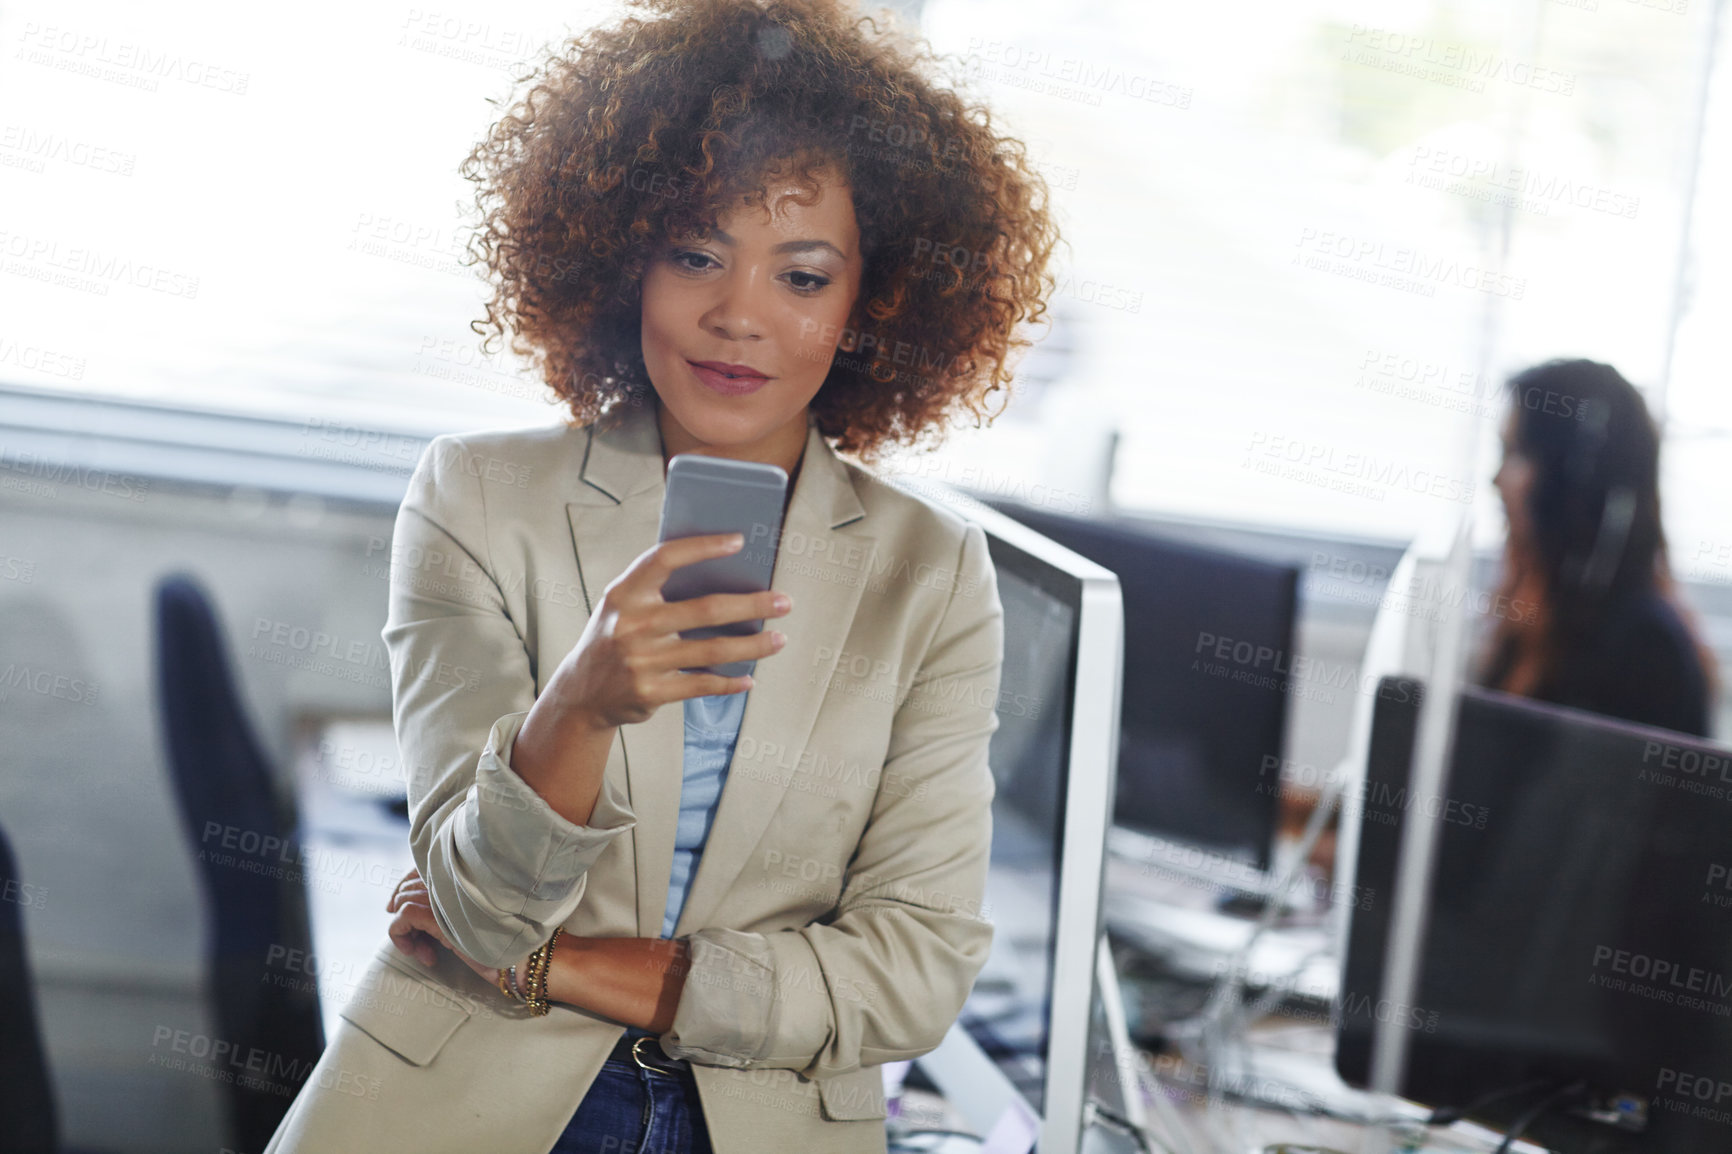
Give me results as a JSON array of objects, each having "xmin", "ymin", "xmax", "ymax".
[
  {"xmin": 289, "ymin": 714, "xmax": 415, "ymax": 1043},
  {"xmin": 1107, "ymin": 960, "xmax": 1551, "ymax": 1154},
  {"xmin": 1098, "ymin": 848, "xmax": 1554, "ymax": 1154}
]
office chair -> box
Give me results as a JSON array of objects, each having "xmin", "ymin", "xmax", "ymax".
[
  {"xmin": 153, "ymin": 572, "xmax": 325, "ymax": 1152},
  {"xmin": 0, "ymin": 820, "xmax": 59, "ymax": 1153}
]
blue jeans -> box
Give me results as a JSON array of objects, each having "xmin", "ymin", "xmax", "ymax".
[{"xmin": 550, "ymin": 1055, "xmax": 715, "ymax": 1154}]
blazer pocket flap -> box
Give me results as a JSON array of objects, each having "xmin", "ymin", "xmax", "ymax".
[
  {"xmin": 817, "ymin": 1067, "xmax": 888, "ymax": 1121},
  {"xmin": 338, "ymin": 952, "xmax": 476, "ymax": 1067}
]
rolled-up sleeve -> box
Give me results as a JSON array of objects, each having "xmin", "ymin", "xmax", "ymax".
[
  {"xmin": 659, "ymin": 520, "xmax": 1002, "ymax": 1078},
  {"xmin": 382, "ymin": 434, "xmax": 636, "ymax": 970}
]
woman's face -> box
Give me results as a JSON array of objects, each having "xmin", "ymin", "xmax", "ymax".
[
  {"xmin": 639, "ymin": 160, "xmax": 864, "ymax": 468},
  {"xmin": 1493, "ymin": 408, "xmax": 1536, "ymax": 545}
]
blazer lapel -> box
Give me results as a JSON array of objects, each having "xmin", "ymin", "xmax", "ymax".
[
  {"xmin": 565, "ymin": 402, "xmax": 679, "ymax": 940},
  {"xmin": 564, "ymin": 401, "xmax": 873, "ymax": 940}
]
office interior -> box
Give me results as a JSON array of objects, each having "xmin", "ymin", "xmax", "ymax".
[{"xmin": 3, "ymin": 0, "xmax": 1732, "ymax": 1152}]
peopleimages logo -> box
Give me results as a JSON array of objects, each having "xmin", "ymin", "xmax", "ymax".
[
  {"xmin": 1342, "ymin": 25, "xmax": 1576, "ymax": 95},
  {"xmin": 1193, "ymin": 631, "xmax": 1416, "ymax": 699},
  {"xmin": 1591, "ymin": 946, "xmax": 1732, "ymax": 995},
  {"xmin": 1294, "ymin": 227, "xmax": 1526, "ymax": 299},
  {"xmin": 1589, "ymin": 946, "xmax": 1732, "ymax": 1018},
  {"xmin": 1656, "ymin": 1067, "xmax": 1732, "ymax": 1128},
  {"xmin": 1243, "ymin": 431, "xmax": 1478, "ymax": 505},
  {"xmin": 1258, "ymin": 754, "xmax": 1488, "ymax": 831},
  {"xmin": 1336, "ymin": 990, "xmax": 1442, "ymax": 1034},
  {"xmin": 1638, "ymin": 740, "xmax": 1732, "ymax": 802},
  {"xmin": 1306, "ymin": 551, "xmax": 1538, "ymax": 626},
  {"xmin": 1706, "ymin": 863, "xmax": 1732, "ymax": 909}
]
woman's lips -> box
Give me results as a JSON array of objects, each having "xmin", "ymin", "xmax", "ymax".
[{"xmin": 688, "ymin": 361, "xmax": 770, "ymax": 397}]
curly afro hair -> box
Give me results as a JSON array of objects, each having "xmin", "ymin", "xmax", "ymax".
[{"xmin": 459, "ymin": 0, "xmax": 1062, "ymax": 464}]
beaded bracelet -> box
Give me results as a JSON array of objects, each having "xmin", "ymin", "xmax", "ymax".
[
  {"xmin": 537, "ymin": 929, "xmax": 560, "ymax": 1014},
  {"xmin": 524, "ymin": 928, "xmax": 563, "ymax": 1017},
  {"xmin": 496, "ymin": 960, "xmax": 530, "ymax": 1004},
  {"xmin": 522, "ymin": 950, "xmax": 541, "ymax": 1013}
]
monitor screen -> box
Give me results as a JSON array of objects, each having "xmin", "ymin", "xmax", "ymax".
[
  {"xmin": 906, "ymin": 490, "xmax": 1122, "ymax": 1154},
  {"xmin": 1341, "ymin": 677, "xmax": 1732, "ymax": 1150},
  {"xmin": 955, "ymin": 560, "xmax": 1078, "ymax": 1112},
  {"xmin": 984, "ymin": 500, "xmax": 1296, "ymax": 870}
]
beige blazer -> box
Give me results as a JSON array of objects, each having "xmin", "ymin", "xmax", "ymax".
[{"xmin": 264, "ymin": 398, "xmax": 1004, "ymax": 1154}]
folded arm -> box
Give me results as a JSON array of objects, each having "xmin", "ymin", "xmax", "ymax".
[{"xmin": 382, "ymin": 434, "xmax": 637, "ymax": 970}]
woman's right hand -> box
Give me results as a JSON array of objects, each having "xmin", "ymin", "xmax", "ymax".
[{"xmin": 548, "ymin": 531, "xmax": 794, "ymax": 729}]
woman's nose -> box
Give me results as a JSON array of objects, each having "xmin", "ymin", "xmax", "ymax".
[{"xmin": 703, "ymin": 273, "xmax": 770, "ymax": 340}]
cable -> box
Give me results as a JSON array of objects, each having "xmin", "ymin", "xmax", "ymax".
[
  {"xmin": 1084, "ymin": 1100, "xmax": 1162, "ymax": 1153},
  {"xmin": 1426, "ymin": 1077, "xmax": 1561, "ymax": 1128},
  {"xmin": 1492, "ymin": 1080, "xmax": 1589, "ymax": 1154},
  {"xmin": 1174, "ymin": 765, "xmax": 1347, "ymax": 1132}
]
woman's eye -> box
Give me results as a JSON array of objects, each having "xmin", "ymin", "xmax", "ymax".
[{"xmin": 668, "ymin": 251, "xmax": 828, "ymax": 293}]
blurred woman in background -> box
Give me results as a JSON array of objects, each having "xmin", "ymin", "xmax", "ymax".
[{"xmin": 1481, "ymin": 358, "xmax": 1716, "ymax": 737}]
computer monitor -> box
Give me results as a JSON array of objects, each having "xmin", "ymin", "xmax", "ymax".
[
  {"xmin": 905, "ymin": 487, "xmax": 1124, "ymax": 1154},
  {"xmin": 1339, "ymin": 676, "xmax": 1732, "ymax": 1151},
  {"xmin": 982, "ymin": 500, "xmax": 1297, "ymax": 872}
]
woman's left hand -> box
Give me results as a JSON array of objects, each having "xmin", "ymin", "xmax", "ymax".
[{"xmin": 387, "ymin": 866, "xmax": 500, "ymax": 987}]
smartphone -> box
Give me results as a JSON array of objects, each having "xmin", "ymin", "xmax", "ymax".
[{"xmin": 656, "ymin": 453, "xmax": 788, "ymax": 678}]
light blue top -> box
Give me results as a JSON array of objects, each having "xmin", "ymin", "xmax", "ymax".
[
  {"xmin": 660, "ymin": 688, "xmax": 750, "ymax": 938},
  {"xmin": 624, "ymin": 688, "xmax": 748, "ymax": 1041}
]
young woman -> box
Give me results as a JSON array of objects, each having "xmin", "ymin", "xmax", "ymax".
[
  {"xmin": 1480, "ymin": 358, "xmax": 1716, "ymax": 737},
  {"xmin": 264, "ymin": 1, "xmax": 1059, "ymax": 1152}
]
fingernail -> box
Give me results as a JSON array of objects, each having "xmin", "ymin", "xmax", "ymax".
[
  {"xmin": 773, "ymin": 593, "xmax": 791, "ymax": 612},
  {"xmin": 771, "ymin": 631, "xmax": 786, "ymax": 648}
]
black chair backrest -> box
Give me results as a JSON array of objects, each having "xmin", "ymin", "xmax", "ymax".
[
  {"xmin": 0, "ymin": 819, "xmax": 59, "ymax": 1153},
  {"xmin": 153, "ymin": 572, "xmax": 324, "ymax": 1151}
]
